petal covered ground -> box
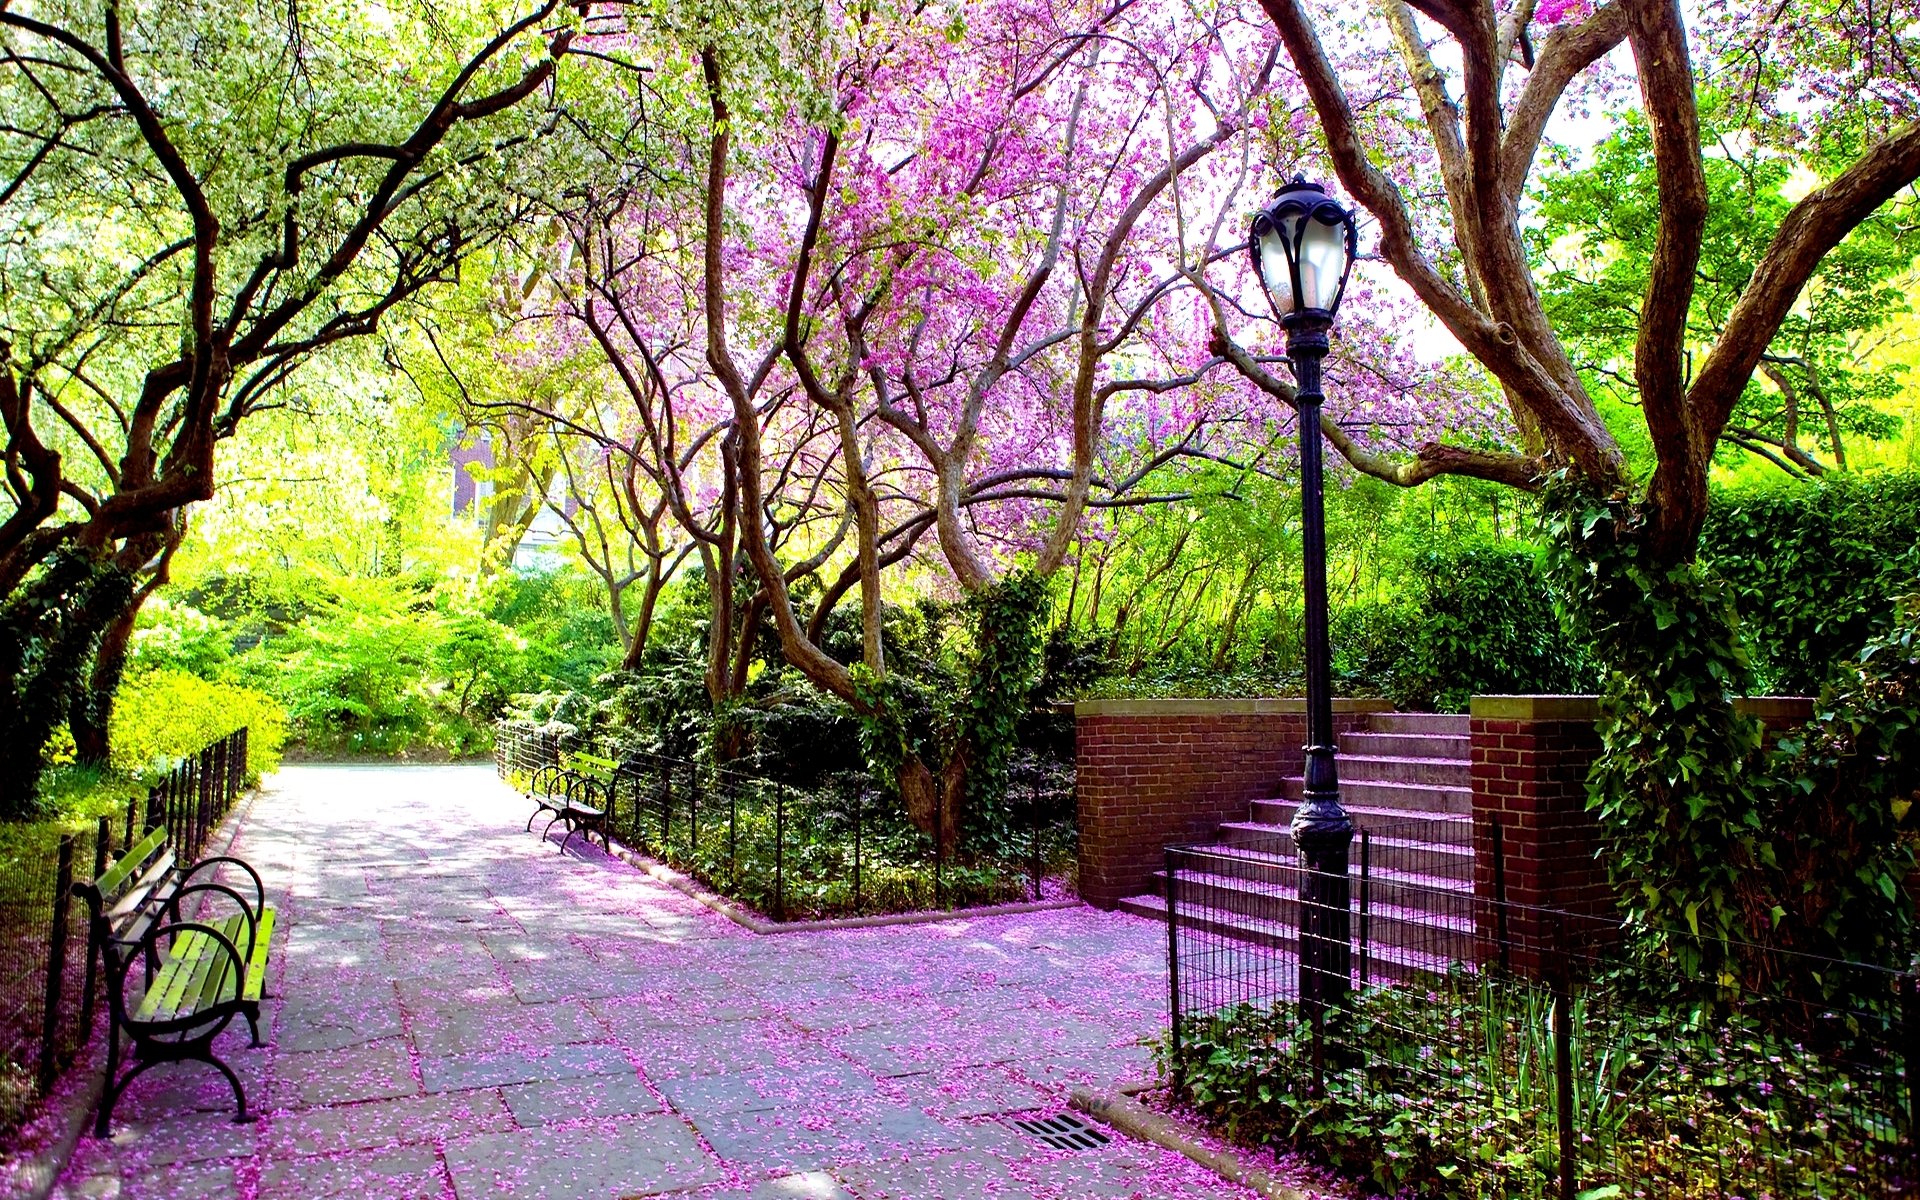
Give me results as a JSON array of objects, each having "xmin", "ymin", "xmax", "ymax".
[{"xmin": 53, "ymin": 764, "xmax": 1283, "ymax": 1200}]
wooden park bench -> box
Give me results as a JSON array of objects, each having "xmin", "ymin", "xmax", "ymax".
[
  {"xmin": 72, "ymin": 823, "xmax": 276, "ymax": 1136},
  {"xmin": 523, "ymin": 750, "xmax": 614, "ymax": 853}
]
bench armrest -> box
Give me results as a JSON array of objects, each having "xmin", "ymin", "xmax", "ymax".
[
  {"xmin": 167, "ymin": 882, "xmax": 259, "ymax": 957},
  {"xmin": 181, "ymin": 855, "xmax": 265, "ymax": 918}
]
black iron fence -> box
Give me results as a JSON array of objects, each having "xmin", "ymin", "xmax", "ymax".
[
  {"xmin": 0, "ymin": 727, "xmax": 251, "ymax": 1125},
  {"xmin": 1163, "ymin": 825, "xmax": 1917, "ymax": 1199},
  {"xmin": 494, "ymin": 722, "xmax": 1075, "ymax": 922}
]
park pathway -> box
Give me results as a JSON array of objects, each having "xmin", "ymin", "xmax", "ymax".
[{"xmin": 53, "ymin": 764, "xmax": 1278, "ymax": 1200}]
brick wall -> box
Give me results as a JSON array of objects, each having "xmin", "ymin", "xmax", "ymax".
[
  {"xmin": 1469, "ymin": 694, "xmax": 1814, "ymax": 973},
  {"xmin": 1075, "ymin": 698, "xmax": 1391, "ymax": 909}
]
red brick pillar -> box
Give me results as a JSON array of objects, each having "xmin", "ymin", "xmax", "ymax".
[
  {"xmin": 1075, "ymin": 698, "xmax": 1390, "ymax": 909},
  {"xmin": 1469, "ymin": 694, "xmax": 1814, "ymax": 975}
]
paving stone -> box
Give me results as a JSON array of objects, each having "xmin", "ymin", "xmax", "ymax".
[
  {"xmin": 273, "ymin": 1038, "xmax": 416, "ymax": 1108},
  {"xmin": 501, "ymin": 1073, "xmax": 665, "ymax": 1125},
  {"xmin": 256, "ymin": 1144, "xmax": 443, "ymax": 1200},
  {"xmin": 633, "ymin": 1029, "xmax": 839, "ymax": 1081},
  {"xmin": 888, "ymin": 1065, "xmax": 1050, "ymax": 1119},
  {"xmin": 410, "ymin": 1000, "xmax": 603, "ymax": 1056},
  {"xmin": 835, "ymin": 1150, "xmax": 1028, "ymax": 1199},
  {"xmin": 276, "ymin": 983, "xmax": 404, "ymax": 1052},
  {"xmin": 269, "ymin": 1089, "xmax": 514, "ymax": 1157},
  {"xmin": 418, "ymin": 1042, "xmax": 632, "ymax": 1093},
  {"xmin": 657, "ymin": 1060, "xmax": 875, "ymax": 1116},
  {"xmin": 117, "ymin": 1159, "xmax": 241, "ymax": 1200},
  {"xmin": 443, "ymin": 1114, "xmax": 721, "ymax": 1198},
  {"xmin": 103, "ymin": 1110, "xmax": 259, "ymax": 1166},
  {"xmin": 687, "ymin": 1103, "xmax": 965, "ymax": 1173},
  {"xmin": 690, "ymin": 1172, "xmax": 857, "ymax": 1200}
]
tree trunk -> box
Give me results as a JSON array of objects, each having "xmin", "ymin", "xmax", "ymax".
[
  {"xmin": 70, "ymin": 596, "xmax": 139, "ymax": 767},
  {"xmin": 0, "ymin": 552, "xmax": 134, "ymax": 818}
]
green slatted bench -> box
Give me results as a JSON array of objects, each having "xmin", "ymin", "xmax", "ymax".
[
  {"xmin": 73, "ymin": 823, "xmax": 276, "ymax": 1136},
  {"xmin": 552, "ymin": 751, "xmax": 615, "ymax": 853}
]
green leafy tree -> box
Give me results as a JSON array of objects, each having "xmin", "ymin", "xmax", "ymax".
[
  {"xmin": 1532, "ymin": 103, "xmax": 1911, "ymax": 477},
  {"xmin": 0, "ymin": 0, "xmax": 616, "ymax": 814}
]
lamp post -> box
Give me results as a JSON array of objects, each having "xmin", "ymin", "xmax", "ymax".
[{"xmin": 1250, "ymin": 177, "xmax": 1358, "ymax": 1013}]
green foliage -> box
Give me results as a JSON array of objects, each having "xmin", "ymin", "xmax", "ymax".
[
  {"xmin": 1332, "ymin": 546, "xmax": 1593, "ymax": 711},
  {"xmin": 952, "ymin": 573, "xmax": 1049, "ymax": 848},
  {"xmin": 1761, "ymin": 586, "xmax": 1920, "ymax": 972},
  {"xmin": 126, "ymin": 597, "xmax": 231, "ymax": 679},
  {"xmin": 1164, "ymin": 983, "xmax": 1899, "ymax": 1199},
  {"xmin": 1533, "ymin": 101, "xmax": 1912, "ymax": 476},
  {"xmin": 111, "ymin": 669, "xmax": 287, "ymax": 782},
  {"xmin": 1702, "ymin": 474, "xmax": 1920, "ymax": 694},
  {"xmin": 1543, "ymin": 479, "xmax": 1768, "ymax": 982}
]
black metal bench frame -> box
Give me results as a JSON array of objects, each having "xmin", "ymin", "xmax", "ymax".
[
  {"xmin": 73, "ymin": 823, "xmax": 276, "ymax": 1136},
  {"xmin": 522, "ymin": 753, "xmax": 613, "ymax": 853}
]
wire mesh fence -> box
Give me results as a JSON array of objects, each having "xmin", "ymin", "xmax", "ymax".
[
  {"xmin": 0, "ymin": 728, "xmax": 251, "ymax": 1128},
  {"xmin": 1164, "ymin": 825, "xmax": 1917, "ymax": 1199},
  {"xmin": 495, "ymin": 722, "xmax": 1075, "ymax": 921}
]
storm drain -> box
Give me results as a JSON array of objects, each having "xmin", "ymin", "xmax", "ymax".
[{"xmin": 1010, "ymin": 1112, "xmax": 1111, "ymax": 1151}]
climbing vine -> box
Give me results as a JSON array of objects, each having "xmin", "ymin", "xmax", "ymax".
[
  {"xmin": 1546, "ymin": 477, "xmax": 1920, "ymax": 993},
  {"xmin": 1542, "ymin": 478, "xmax": 1770, "ymax": 984},
  {"xmin": 851, "ymin": 572, "xmax": 1049, "ymax": 856}
]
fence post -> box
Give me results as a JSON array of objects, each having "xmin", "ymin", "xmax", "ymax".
[
  {"xmin": 687, "ymin": 760, "xmax": 698, "ymax": 851},
  {"xmin": 853, "ymin": 784, "xmax": 864, "ymax": 914},
  {"xmin": 199, "ymin": 746, "xmax": 215, "ymax": 857},
  {"xmin": 934, "ymin": 780, "xmax": 945, "ymax": 910},
  {"xmin": 1491, "ymin": 814, "xmax": 1510, "ymax": 973},
  {"xmin": 37, "ymin": 835, "xmax": 75, "ymax": 1095},
  {"xmin": 1028, "ymin": 778, "xmax": 1042, "ymax": 902},
  {"xmin": 124, "ymin": 793, "xmax": 137, "ymax": 846},
  {"xmin": 1552, "ymin": 917, "xmax": 1576, "ymax": 1200},
  {"xmin": 81, "ymin": 818, "xmax": 109, "ymax": 1035},
  {"xmin": 774, "ymin": 785, "xmax": 786, "ymax": 923},
  {"xmin": 728, "ymin": 780, "xmax": 738, "ymax": 893},
  {"xmin": 1164, "ymin": 848, "xmax": 1183, "ymax": 1095},
  {"xmin": 1904, "ymin": 973, "xmax": 1920, "ymax": 1154},
  {"xmin": 1358, "ymin": 830, "xmax": 1372, "ymax": 990}
]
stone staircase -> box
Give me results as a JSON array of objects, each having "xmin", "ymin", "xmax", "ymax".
[{"xmin": 1116, "ymin": 712, "xmax": 1478, "ymax": 982}]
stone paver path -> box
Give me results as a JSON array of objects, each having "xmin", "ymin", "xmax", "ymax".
[{"xmin": 55, "ymin": 765, "xmax": 1265, "ymax": 1200}]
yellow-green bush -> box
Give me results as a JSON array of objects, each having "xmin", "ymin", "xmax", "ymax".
[{"xmin": 111, "ymin": 670, "xmax": 287, "ymax": 781}]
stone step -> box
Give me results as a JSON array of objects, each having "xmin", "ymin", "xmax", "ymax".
[
  {"xmin": 1273, "ymin": 778, "xmax": 1472, "ymax": 815},
  {"xmin": 1213, "ymin": 824, "xmax": 1474, "ymax": 883},
  {"xmin": 1323, "ymin": 754, "xmax": 1471, "ymax": 788},
  {"xmin": 1250, "ymin": 800, "xmax": 1470, "ymax": 843},
  {"xmin": 1366, "ymin": 711, "xmax": 1470, "ymax": 735},
  {"xmin": 1133, "ymin": 866, "xmax": 1480, "ymax": 964},
  {"xmin": 1338, "ymin": 730, "xmax": 1469, "ymax": 760}
]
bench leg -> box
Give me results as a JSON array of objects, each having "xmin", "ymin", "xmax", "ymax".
[
  {"xmin": 540, "ymin": 812, "xmax": 564, "ymax": 843},
  {"xmin": 203, "ymin": 1050, "xmax": 252, "ymax": 1124},
  {"xmin": 243, "ymin": 1001, "xmax": 264, "ymax": 1048},
  {"xmin": 558, "ymin": 818, "xmax": 578, "ymax": 853},
  {"xmin": 93, "ymin": 1025, "xmax": 122, "ymax": 1138}
]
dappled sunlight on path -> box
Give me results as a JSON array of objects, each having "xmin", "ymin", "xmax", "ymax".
[{"xmin": 52, "ymin": 764, "xmax": 1293, "ymax": 1200}]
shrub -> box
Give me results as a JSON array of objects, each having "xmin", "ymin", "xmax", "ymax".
[
  {"xmin": 1309, "ymin": 547, "xmax": 1594, "ymax": 710},
  {"xmin": 1704, "ymin": 473, "xmax": 1920, "ymax": 695},
  {"xmin": 1164, "ymin": 982, "xmax": 1900, "ymax": 1199},
  {"xmin": 111, "ymin": 669, "xmax": 286, "ymax": 780}
]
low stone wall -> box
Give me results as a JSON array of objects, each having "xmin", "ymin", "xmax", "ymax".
[
  {"xmin": 1469, "ymin": 694, "xmax": 1814, "ymax": 972},
  {"xmin": 1074, "ymin": 698, "xmax": 1391, "ymax": 909}
]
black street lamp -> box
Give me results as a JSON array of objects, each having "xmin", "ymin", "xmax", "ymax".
[{"xmin": 1250, "ymin": 177, "xmax": 1358, "ymax": 1012}]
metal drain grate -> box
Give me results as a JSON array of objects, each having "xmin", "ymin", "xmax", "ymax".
[{"xmin": 1010, "ymin": 1112, "xmax": 1111, "ymax": 1151}]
